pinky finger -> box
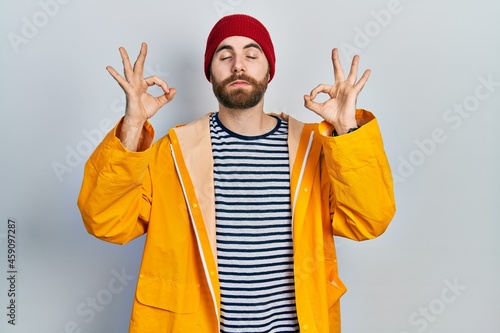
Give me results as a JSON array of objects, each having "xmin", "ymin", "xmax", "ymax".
[{"xmin": 106, "ymin": 65, "xmax": 129, "ymax": 90}]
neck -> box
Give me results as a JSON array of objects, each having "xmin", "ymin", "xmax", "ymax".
[{"xmin": 217, "ymin": 100, "xmax": 277, "ymax": 136}]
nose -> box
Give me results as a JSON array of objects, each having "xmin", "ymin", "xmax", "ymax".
[{"xmin": 232, "ymin": 54, "xmax": 245, "ymax": 74}]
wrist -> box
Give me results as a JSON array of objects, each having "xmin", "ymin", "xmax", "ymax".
[
  {"xmin": 332, "ymin": 119, "xmax": 358, "ymax": 136},
  {"xmin": 123, "ymin": 115, "xmax": 146, "ymax": 130},
  {"xmin": 117, "ymin": 116, "xmax": 147, "ymax": 152},
  {"xmin": 332, "ymin": 126, "xmax": 358, "ymax": 137}
]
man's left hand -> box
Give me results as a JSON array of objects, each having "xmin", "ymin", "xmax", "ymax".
[{"xmin": 304, "ymin": 48, "xmax": 371, "ymax": 135}]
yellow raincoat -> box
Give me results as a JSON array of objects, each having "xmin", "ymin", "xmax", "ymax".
[{"xmin": 77, "ymin": 109, "xmax": 395, "ymax": 332}]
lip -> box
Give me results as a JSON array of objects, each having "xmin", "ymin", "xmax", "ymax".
[{"xmin": 228, "ymin": 80, "xmax": 250, "ymax": 87}]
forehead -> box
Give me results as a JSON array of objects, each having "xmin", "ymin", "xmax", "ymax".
[{"xmin": 215, "ymin": 36, "xmax": 262, "ymax": 52}]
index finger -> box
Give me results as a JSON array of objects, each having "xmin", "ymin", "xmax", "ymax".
[{"xmin": 331, "ymin": 48, "xmax": 345, "ymax": 83}]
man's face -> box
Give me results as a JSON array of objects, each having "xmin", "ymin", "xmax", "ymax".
[{"xmin": 210, "ymin": 36, "xmax": 270, "ymax": 109}]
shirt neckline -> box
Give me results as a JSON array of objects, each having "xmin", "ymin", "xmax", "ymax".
[{"xmin": 213, "ymin": 112, "xmax": 283, "ymax": 141}]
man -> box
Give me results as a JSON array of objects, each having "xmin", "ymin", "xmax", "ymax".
[{"xmin": 78, "ymin": 14, "xmax": 395, "ymax": 333}]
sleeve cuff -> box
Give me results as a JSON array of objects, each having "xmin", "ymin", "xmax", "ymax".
[
  {"xmin": 114, "ymin": 117, "xmax": 155, "ymax": 152},
  {"xmin": 318, "ymin": 108, "xmax": 376, "ymax": 137}
]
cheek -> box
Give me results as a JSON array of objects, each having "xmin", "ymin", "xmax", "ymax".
[
  {"xmin": 211, "ymin": 61, "xmax": 231, "ymax": 79},
  {"xmin": 211, "ymin": 71, "xmax": 228, "ymax": 86},
  {"xmin": 251, "ymin": 62, "xmax": 270, "ymax": 81},
  {"xmin": 210, "ymin": 65, "xmax": 223, "ymax": 80}
]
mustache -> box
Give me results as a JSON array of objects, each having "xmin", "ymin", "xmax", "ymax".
[{"xmin": 220, "ymin": 73, "xmax": 257, "ymax": 86}]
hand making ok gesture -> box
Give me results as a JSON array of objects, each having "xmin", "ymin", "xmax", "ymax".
[
  {"xmin": 304, "ymin": 48, "xmax": 370, "ymax": 135},
  {"xmin": 106, "ymin": 42, "xmax": 176, "ymax": 151},
  {"xmin": 107, "ymin": 42, "xmax": 176, "ymax": 127}
]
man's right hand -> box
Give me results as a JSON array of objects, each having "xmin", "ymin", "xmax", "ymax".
[{"xmin": 106, "ymin": 42, "xmax": 176, "ymax": 151}]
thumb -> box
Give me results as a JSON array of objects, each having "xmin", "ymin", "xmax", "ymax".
[
  {"xmin": 303, "ymin": 94, "xmax": 320, "ymax": 113},
  {"xmin": 166, "ymin": 87, "xmax": 176, "ymax": 101},
  {"xmin": 157, "ymin": 87, "xmax": 177, "ymax": 107}
]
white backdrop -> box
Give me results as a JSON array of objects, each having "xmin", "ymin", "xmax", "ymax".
[{"xmin": 1, "ymin": 0, "xmax": 499, "ymax": 332}]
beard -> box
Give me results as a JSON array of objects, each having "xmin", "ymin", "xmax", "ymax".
[{"xmin": 212, "ymin": 72, "xmax": 268, "ymax": 110}]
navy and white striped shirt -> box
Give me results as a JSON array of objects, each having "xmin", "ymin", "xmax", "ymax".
[{"xmin": 210, "ymin": 113, "xmax": 299, "ymax": 333}]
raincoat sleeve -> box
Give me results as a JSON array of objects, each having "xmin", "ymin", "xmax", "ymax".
[
  {"xmin": 319, "ymin": 109, "xmax": 396, "ymax": 240},
  {"xmin": 77, "ymin": 118, "xmax": 156, "ymax": 245}
]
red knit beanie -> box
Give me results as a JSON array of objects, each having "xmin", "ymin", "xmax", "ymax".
[{"xmin": 204, "ymin": 14, "xmax": 276, "ymax": 82}]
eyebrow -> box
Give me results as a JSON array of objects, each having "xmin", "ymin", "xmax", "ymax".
[{"xmin": 215, "ymin": 42, "xmax": 263, "ymax": 54}]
